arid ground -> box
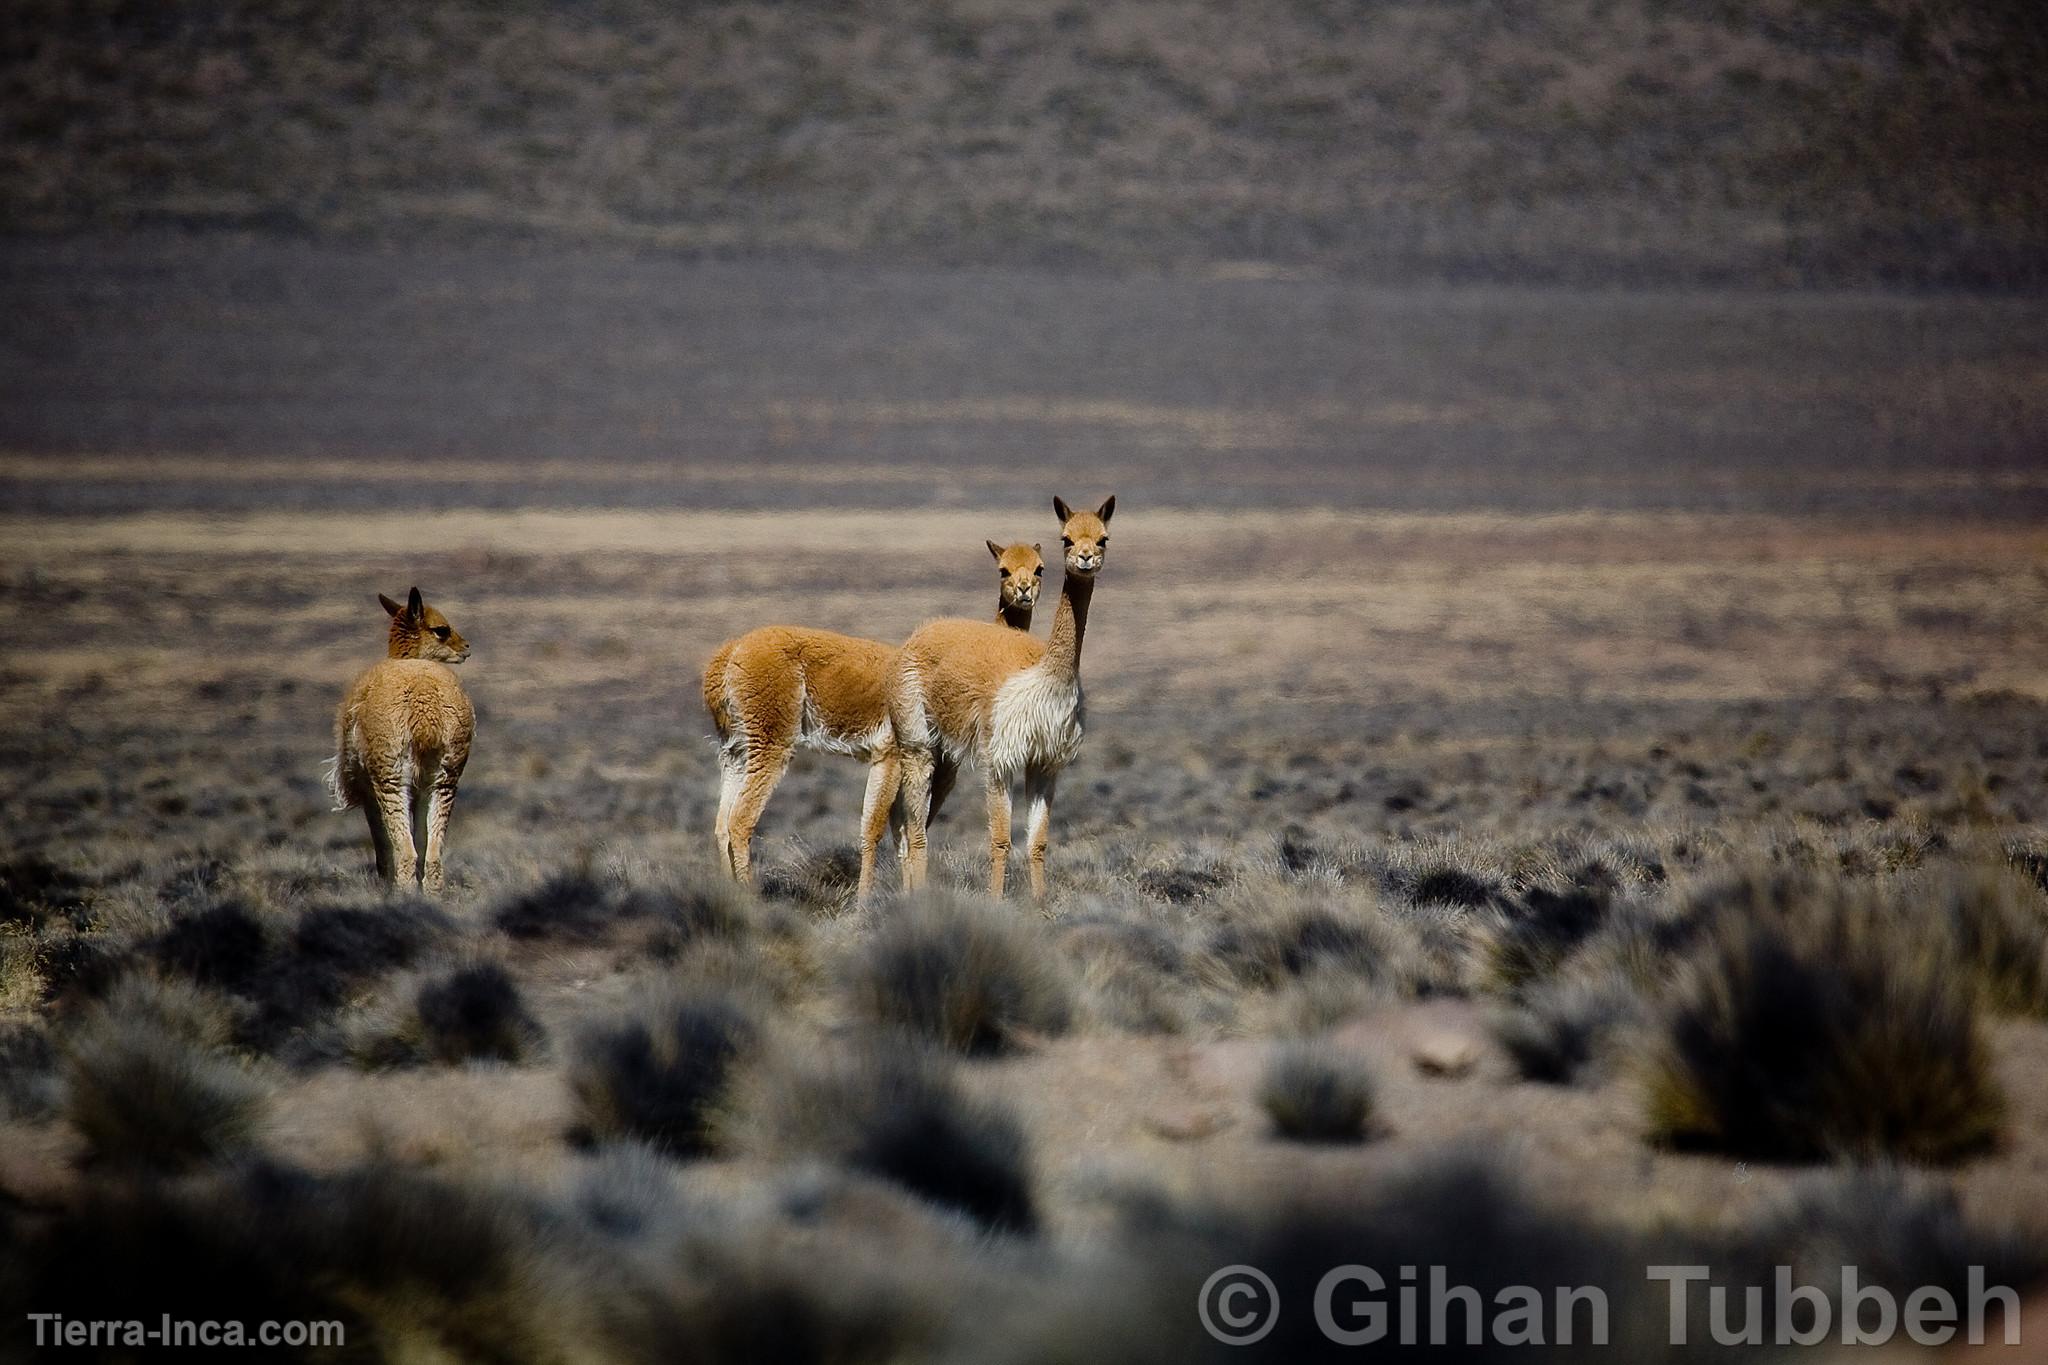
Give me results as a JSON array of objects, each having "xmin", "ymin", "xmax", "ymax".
[{"xmin": 3, "ymin": 240, "xmax": 2048, "ymax": 1360}]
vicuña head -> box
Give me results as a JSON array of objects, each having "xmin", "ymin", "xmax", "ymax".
[
  {"xmin": 380, "ymin": 587, "xmax": 471, "ymax": 663},
  {"xmin": 330, "ymin": 585, "xmax": 476, "ymax": 894},
  {"xmin": 1052, "ymin": 495, "xmax": 1112, "ymax": 577},
  {"xmin": 989, "ymin": 540, "xmax": 1044, "ymax": 624}
]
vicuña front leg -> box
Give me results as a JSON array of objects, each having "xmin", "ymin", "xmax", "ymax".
[
  {"xmin": 984, "ymin": 768, "xmax": 1014, "ymax": 898},
  {"xmin": 1023, "ymin": 768, "xmax": 1057, "ymax": 903}
]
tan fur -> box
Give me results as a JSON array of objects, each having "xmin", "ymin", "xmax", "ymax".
[
  {"xmin": 887, "ymin": 496, "xmax": 1114, "ymax": 900},
  {"xmin": 327, "ymin": 587, "xmax": 474, "ymax": 894},
  {"xmin": 705, "ymin": 542, "xmax": 1042, "ymax": 896}
]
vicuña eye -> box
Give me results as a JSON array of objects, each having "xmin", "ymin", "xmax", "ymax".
[
  {"xmin": 1061, "ymin": 537, "xmax": 1073, "ymax": 547},
  {"xmin": 999, "ymin": 567, "xmax": 1011, "ymax": 577},
  {"xmin": 1033, "ymin": 565, "xmax": 1044, "ymax": 575},
  {"xmin": 432, "ymin": 626, "xmax": 452, "ymax": 640}
]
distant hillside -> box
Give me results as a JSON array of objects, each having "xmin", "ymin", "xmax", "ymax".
[{"xmin": 3, "ymin": 0, "xmax": 2044, "ymax": 287}]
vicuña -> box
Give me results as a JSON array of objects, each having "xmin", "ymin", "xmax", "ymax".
[
  {"xmin": 887, "ymin": 495, "xmax": 1113, "ymax": 900},
  {"xmin": 703, "ymin": 539, "xmax": 1044, "ymax": 897},
  {"xmin": 327, "ymin": 587, "xmax": 475, "ymax": 894}
]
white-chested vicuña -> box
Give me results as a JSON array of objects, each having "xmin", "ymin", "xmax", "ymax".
[
  {"xmin": 703, "ymin": 539, "xmax": 1044, "ymax": 898},
  {"xmin": 885, "ymin": 496, "xmax": 1113, "ymax": 900}
]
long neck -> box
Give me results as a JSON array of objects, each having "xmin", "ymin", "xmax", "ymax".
[
  {"xmin": 1044, "ymin": 572, "xmax": 1093, "ymax": 678},
  {"xmin": 387, "ymin": 620, "xmax": 422, "ymax": 658},
  {"xmin": 996, "ymin": 595, "xmax": 1033, "ymax": 632}
]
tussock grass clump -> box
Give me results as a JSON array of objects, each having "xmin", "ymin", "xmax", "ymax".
[
  {"xmin": 1644, "ymin": 871, "xmax": 2002, "ymax": 1163},
  {"xmin": 351, "ymin": 958, "xmax": 544, "ymax": 1067},
  {"xmin": 492, "ymin": 870, "xmax": 626, "ymax": 940},
  {"xmin": 568, "ymin": 988, "xmax": 762, "ymax": 1155},
  {"xmin": 0, "ymin": 1021, "xmax": 60, "ymax": 1121},
  {"xmin": 1916, "ymin": 864, "xmax": 2048, "ymax": 1015},
  {"xmin": 415, "ymin": 961, "xmax": 542, "ymax": 1063},
  {"xmin": 1208, "ymin": 880, "xmax": 1481, "ymax": 999},
  {"xmin": 64, "ymin": 980, "xmax": 265, "ymax": 1171},
  {"xmin": 740, "ymin": 1044, "xmax": 1038, "ymax": 1233},
  {"xmin": 1259, "ymin": 1042, "xmax": 1374, "ymax": 1142},
  {"xmin": 759, "ymin": 845, "xmax": 863, "ymax": 912},
  {"xmin": 847, "ymin": 896, "xmax": 1072, "ymax": 1054},
  {"xmin": 1492, "ymin": 974, "xmax": 1641, "ymax": 1085},
  {"xmin": 496, "ymin": 867, "xmax": 759, "ymax": 948}
]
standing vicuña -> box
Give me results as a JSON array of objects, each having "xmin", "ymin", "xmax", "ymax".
[
  {"xmin": 703, "ymin": 540, "xmax": 1043, "ymax": 898},
  {"xmin": 327, "ymin": 587, "xmax": 475, "ymax": 893},
  {"xmin": 887, "ymin": 496, "xmax": 1113, "ymax": 900}
]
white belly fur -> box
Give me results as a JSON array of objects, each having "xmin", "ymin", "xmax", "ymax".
[{"xmin": 986, "ymin": 664, "xmax": 1084, "ymax": 780}]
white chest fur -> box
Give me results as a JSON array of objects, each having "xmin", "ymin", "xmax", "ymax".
[{"xmin": 986, "ymin": 663, "xmax": 1085, "ymax": 780}]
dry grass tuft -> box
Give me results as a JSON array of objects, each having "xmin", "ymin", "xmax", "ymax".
[
  {"xmin": 846, "ymin": 895, "xmax": 1073, "ymax": 1055},
  {"xmin": 568, "ymin": 987, "xmax": 763, "ymax": 1155},
  {"xmin": 736, "ymin": 1042, "xmax": 1039, "ymax": 1234},
  {"xmin": 1644, "ymin": 870, "xmax": 2003, "ymax": 1163},
  {"xmin": 1258, "ymin": 1042, "xmax": 1375, "ymax": 1143}
]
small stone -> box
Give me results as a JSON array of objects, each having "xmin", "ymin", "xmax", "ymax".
[{"xmin": 1413, "ymin": 1032, "xmax": 1479, "ymax": 1078}]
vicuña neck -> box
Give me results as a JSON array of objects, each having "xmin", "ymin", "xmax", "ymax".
[
  {"xmin": 386, "ymin": 623, "xmax": 423, "ymax": 659},
  {"xmin": 997, "ymin": 597, "xmax": 1033, "ymax": 631},
  {"xmin": 1044, "ymin": 572, "xmax": 1093, "ymax": 677}
]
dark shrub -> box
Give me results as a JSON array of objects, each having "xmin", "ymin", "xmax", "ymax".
[
  {"xmin": 745, "ymin": 1044, "xmax": 1038, "ymax": 1233},
  {"xmin": 415, "ymin": 961, "xmax": 543, "ymax": 1064},
  {"xmin": 1492, "ymin": 975, "xmax": 1641, "ymax": 1085},
  {"xmin": 1645, "ymin": 872, "xmax": 2002, "ymax": 1163},
  {"xmin": 1137, "ymin": 864, "xmax": 1227, "ymax": 904},
  {"xmin": 292, "ymin": 901, "xmax": 446, "ymax": 979},
  {"xmin": 760, "ymin": 846, "xmax": 863, "ymax": 910},
  {"xmin": 64, "ymin": 1010, "xmax": 264, "ymax": 1172},
  {"xmin": 1918, "ymin": 865, "xmax": 2048, "ymax": 1015},
  {"xmin": 147, "ymin": 899, "xmax": 270, "ymax": 991},
  {"xmin": 1258, "ymin": 1042, "xmax": 1374, "ymax": 1142},
  {"xmin": 492, "ymin": 871, "xmax": 623, "ymax": 940},
  {"xmin": 0, "ymin": 1022, "xmax": 59, "ymax": 1121},
  {"xmin": 848, "ymin": 896, "xmax": 1072, "ymax": 1054},
  {"xmin": 0, "ymin": 852, "xmax": 88, "ymax": 928},
  {"xmin": 568, "ymin": 990, "xmax": 761, "ymax": 1154}
]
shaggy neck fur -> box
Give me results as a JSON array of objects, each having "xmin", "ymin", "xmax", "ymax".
[
  {"xmin": 1044, "ymin": 572, "xmax": 1092, "ymax": 678},
  {"xmin": 386, "ymin": 617, "xmax": 427, "ymax": 659}
]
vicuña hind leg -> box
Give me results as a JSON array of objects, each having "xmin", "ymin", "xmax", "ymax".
[
  {"xmin": 857, "ymin": 749, "xmax": 900, "ymax": 902},
  {"xmin": 984, "ymin": 768, "xmax": 1014, "ymax": 898},
  {"xmin": 713, "ymin": 746, "xmax": 745, "ymax": 877},
  {"xmin": 362, "ymin": 803, "xmax": 394, "ymax": 881},
  {"xmin": 1023, "ymin": 768, "xmax": 1057, "ymax": 904},
  {"xmin": 421, "ymin": 771, "xmax": 459, "ymax": 895},
  {"xmin": 896, "ymin": 746, "xmax": 936, "ymax": 892},
  {"xmin": 928, "ymin": 756, "xmax": 958, "ymax": 826},
  {"xmin": 725, "ymin": 743, "xmax": 793, "ymax": 886},
  {"xmin": 372, "ymin": 776, "xmax": 418, "ymax": 888}
]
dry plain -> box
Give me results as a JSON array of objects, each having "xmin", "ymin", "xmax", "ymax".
[{"xmin": 3, "ymin": 243, "xmax": 2048, "ymax": 1360}]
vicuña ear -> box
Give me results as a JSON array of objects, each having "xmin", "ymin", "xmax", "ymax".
[
  {"xmin": 379, "ymin": 593, "xmax": 403, "ymax": 618},
  {"xmin": 1053, "ymin": 495, "xmax": 1074, "ymax": 523},
  {"xmin": 1096, "ymin": 495, "xmax": 1116, "ymax": 524},
  {"xmin": 987, "ymin": 539, "xmax": 1004, "ymax": 561},
  {"xmin": 1032, "ymin": 542, "xmax": 1042, "ymax": 554},
  {"xmin": 406, "ymin": 586, "xmax": 424, "ymax": 621}
]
